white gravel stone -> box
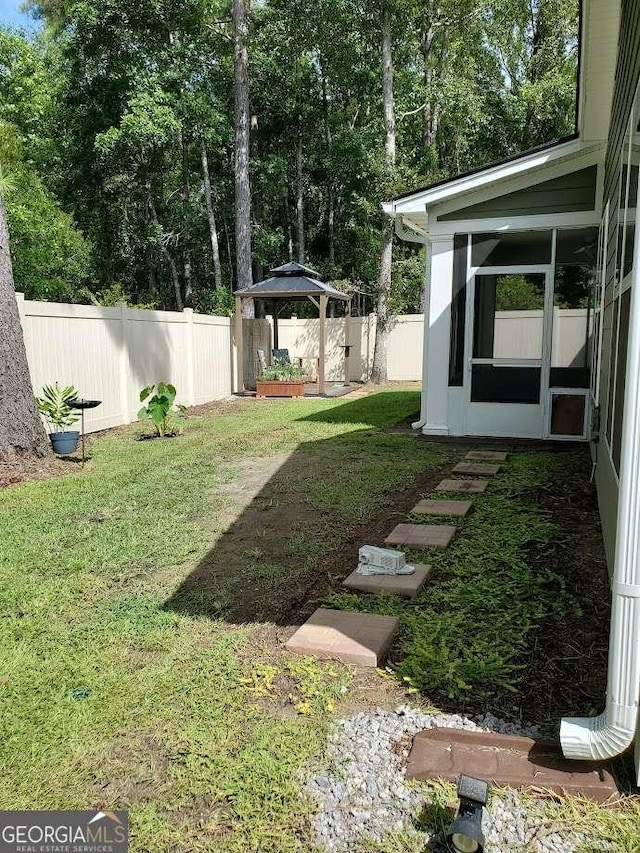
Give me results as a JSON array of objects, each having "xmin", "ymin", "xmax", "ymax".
[{"xmin": 305, "ymin": 706, "xmax": 596, "ymax": 852}]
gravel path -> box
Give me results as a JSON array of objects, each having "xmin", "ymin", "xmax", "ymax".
[{"xmin": 305, "ymin": 706, "xmax": 593, "ymax": 852}]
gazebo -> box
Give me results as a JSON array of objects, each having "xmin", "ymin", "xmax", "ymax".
[{"xmin": 233, "ymin": 262, "xmax": 352, "ymax": 396}]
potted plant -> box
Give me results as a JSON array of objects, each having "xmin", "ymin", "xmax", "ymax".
[
  {"xmin": 256, "ymin": 359, "xmax": 306, "ymax": 398},
  {"xmin": 36, "ymin": 383, "xmax": 81, "ymax": 454}
]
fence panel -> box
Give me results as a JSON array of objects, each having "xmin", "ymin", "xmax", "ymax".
[
  {"xmin": 193, "ymin": 314, "xmax": 232, "ymax": 405},
  {"xmin": 386, "ymin": 314, "xmax": 423, "ymax": 380},
  {"xmin": 18, "ymin": 294, "xmax": 425, "ymax": 435},
  {"xmin": 19, "ymin": 296, "xmax": 233, "ymax": 433}
]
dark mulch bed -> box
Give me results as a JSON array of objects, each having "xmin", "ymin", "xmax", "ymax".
[
  {"xmin": 515, "ymin": 451, "xmax": 610, "ymax": 726},
  {"xmin": 0, "ymin": 450, "xmax": 76, "ymax": 488}
]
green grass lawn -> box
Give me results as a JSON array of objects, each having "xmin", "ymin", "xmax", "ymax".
[
  {"xmin": 0, "ymin": 391, "xmax": 440, "ymax": 852},
  {"xmin": 1, "ymin": 390, "xmax": 638, "ymax": 852}
]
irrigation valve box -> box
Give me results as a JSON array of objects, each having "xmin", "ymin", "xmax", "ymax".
[{"xmin": 356, "ymin": 545, "xmax": 415, "ymax": 576}]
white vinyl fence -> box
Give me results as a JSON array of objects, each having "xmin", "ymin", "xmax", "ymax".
[
  {"xmin": 17, "ymin": 295, "xmax": 424, "ymax": 434},
  {"xmin": 241, "ymin": 314, "xmax": 423, "ymax": 389},
  {"xmin": 18, "ymin": 295, "xmax": 232, "ymax": 433},
  {"xmin": 494, "ymin": 309, "xmax": 591, "ymax": 366}
]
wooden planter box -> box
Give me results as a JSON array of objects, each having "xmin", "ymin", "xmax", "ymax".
[{"xmin": 256, "ymin": 380, "xmax": 305, "ymax": 398}]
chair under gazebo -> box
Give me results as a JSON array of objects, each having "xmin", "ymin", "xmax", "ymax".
[{"xmin": 233, "ymin": 262, "xmax": 353, "ymax": 396}]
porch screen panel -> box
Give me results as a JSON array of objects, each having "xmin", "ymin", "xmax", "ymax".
[
  {"xmin": 471, "ymin": 230, "xmax": 551, "ymax": 267},
  {"xmin": 550, "ymin": 227, "xmax": 598, "ymax": 389},
  {"xmin": 470, "ymin": 273, "xmax": 545, "ymax": 404},
  {"xmin": 448, "ymin": 234, "xmax": 467, "ymax": 386}
]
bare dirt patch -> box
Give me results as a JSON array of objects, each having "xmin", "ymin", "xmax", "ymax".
[{"xmin": 166, "ymin": 444, "xmax": 455, "ymax": 627}]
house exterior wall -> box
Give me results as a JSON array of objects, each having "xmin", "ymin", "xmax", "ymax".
[
  {"xmin": 594, "ymin": 0, "xmax": 640, "ymax": 568},
  {"xmin": 437, "ymin": 167, "xmax": 597, "ymax": 221}
]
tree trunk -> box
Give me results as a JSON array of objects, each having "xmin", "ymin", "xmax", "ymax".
[
  {"xmin": 296, "ymin": 135, "xmax": 305, "ymax": 264},
  {"xmin": 224, "ymin": 217, "xmax": 234, "ymax": 289},
  {"xmin": 163, "ymin": 246, "xmax": 184, "ymax": 312},
  {"xmin": 0, "ymin": 193, "xmax": 49, "ymax": 460},
  {"xmin": 249, "ymin": 113, "xmax": 263, "ymax": 285},
  {"xmin": 422, "ymin": 19, "xmax": 436, "ymax": 150},
  {"xmin": 181, "ymin": 133, "xmax": 193, "ymax": 308},
  {"xmin": 321, "ymin": 72, "xmax": 335, "ymax": 271},
  {"xmin": 284, "ymin": 186, "xmax": 294, "ymax": 261},
  {"xmin": 233, "ymin": 0, "xmax": 253, "ymax": 291},
  {"xmin": 371, "ymin": 2, "xmax": 396, "ymax": 384},
  {"xmin": 200, "ymin": 139, "xmax": 223, "ymax": 291},
  {"xmin": 149, "ymin": 192, "xmax": 183, "ymax": 311}
]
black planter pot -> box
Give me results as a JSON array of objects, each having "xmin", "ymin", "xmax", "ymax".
[{"xmin": 50, "ymin": 431, "xmax": 80, "ymax": 455}]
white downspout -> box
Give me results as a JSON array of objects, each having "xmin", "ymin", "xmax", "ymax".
[
  {"xmin": 412, "ymin": 238, "xmax": 431, "ymax": 430},
  {"xmin": 560, "ymin": 214, "xmax": 640, "ymax": 763}
]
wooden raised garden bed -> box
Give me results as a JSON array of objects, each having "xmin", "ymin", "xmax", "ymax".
[{"xmin": 256, "ymin": 380, "xmax": 305, "ymax": 398}]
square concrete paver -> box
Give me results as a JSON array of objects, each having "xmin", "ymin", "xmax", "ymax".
[
  {"xmin": 285, "ymin": 608, "xmax": 399, "ymax": 667},
  {"xmin": 385, "ymin": 523, "xmax": 456, "ymax": 549},
  {"xmin": 406, "ymin": 728, "xmax": 618, "ymax": 803},
  {"xmin": 411, "ymin": 499, "xmax": 473, "ymax": 518},
  {"xmin": 343, "ymin": 564, "xmax": 431, "ymax": 598},
  {"xmin": 453, "ymin": 461, "xmax": 501, "ymax": 476},
  {"xmin": 465, "ymin": 450, "xmax": 508, "ymax": 461},
  {"xmin": 436, "ymin": 478, "xmax": 488, "ymax": 494}
]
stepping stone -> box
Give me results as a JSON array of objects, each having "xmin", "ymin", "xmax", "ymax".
[
  {"xmin": 406, "ymin": 728, "xmax": 618, "ymax": 804},
  {"xmin": 465, "ymin": 450, "xmax": 508, "ymax": 462},
  {"xmin": 343, "ymin": 564, "xmax": 431, "ymax": 598},
  {"xmin": 436, "ymin": 478, "xmax": 488, "ymax": 494},
  {"xmin": 453, "ymin": 461, "xmax": 501, "ymax": 476},
  {"xmin": 385, "ymin": 523, "xmax": 456, "ymax": 549},
  {"xmin": 411, "ymin": 499, "xmax": 473, "ymax": 518},
  {"xmin": 285, "ymin": 608, "xmax": 398, "ymax": 667}
]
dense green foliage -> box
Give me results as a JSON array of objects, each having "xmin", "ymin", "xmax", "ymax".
[{"xmin": 1, "ymin": 0, "xmax": 579, "ymax": 310}]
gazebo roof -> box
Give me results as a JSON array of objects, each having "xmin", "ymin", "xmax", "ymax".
[{"xmin": 234, "ymin": 261, "xmax": 350, "ymax": 301}]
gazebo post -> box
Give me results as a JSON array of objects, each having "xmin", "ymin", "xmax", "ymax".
[
  {"xmin": 235, "ymin": 295, "xmax": 244, "ymax": 393},
  {"xmin": 272, "ymin": 300, "xmax": 279, "ymax": 351},
  {"xmin": 319, "ymin": 293, "xmax": 328, "ymax": 396},
  {"xmin": 344, "ymin": 296, "xmax": 352, "ymax": 385}
]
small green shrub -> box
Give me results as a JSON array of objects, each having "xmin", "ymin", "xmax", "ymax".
[
  {"xmin": 259, "ymin": 359, "xmax": 304, "ymax": 381},
  {"xmin": 137, "ymin": 382, "xmax": 187, "ymax": 437},
  {"xmin": 36, "ymin": 383, "xmax": 80, "ymax": 432}
]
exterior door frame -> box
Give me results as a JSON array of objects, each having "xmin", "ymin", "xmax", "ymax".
[{"xmin": 462, "ymin": 262, "xmax": 554, "ymax": 438}]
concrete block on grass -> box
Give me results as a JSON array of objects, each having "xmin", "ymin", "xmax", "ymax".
[
  {"xmin": 453, "ymin": 461, "xmax": 501, "ymax": 476},
  {"xmin": 285, "ymin": 608, "xmax": 398, "ymax": 667},
  {"xmin": 342, "ymin": 564, "xmax": 430, "ymax": 598},
  {"xmin": 436, "ymin": 479, "xmax": 488, "ymax": 494},
  {"xmin": 385, "ymin": 523, "xmax": 456, "ymax": 549},
  {"xmin": 411, "ymin": 499, "xmax": 473, "ymax": 518}
]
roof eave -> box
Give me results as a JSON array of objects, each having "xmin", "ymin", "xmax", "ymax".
[{"xmin": 391, "ymin": 137, "xmax": 586, "ymax": 216}]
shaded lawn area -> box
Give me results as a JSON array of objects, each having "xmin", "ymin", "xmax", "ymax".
[{"xmin": 0, "ymin": 391, "xmax": 442, "ymax": 853}]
